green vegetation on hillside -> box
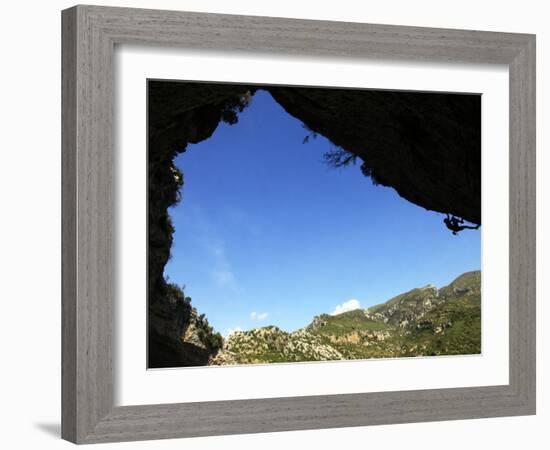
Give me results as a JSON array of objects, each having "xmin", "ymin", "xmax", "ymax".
[{"xmin": 209, "ymin": 271, "xmax": 481, "ymax": 365}]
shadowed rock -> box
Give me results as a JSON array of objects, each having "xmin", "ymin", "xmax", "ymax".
[{"xmin": 269, "ymin": 86, "xmax": 481, "ymax": 225}]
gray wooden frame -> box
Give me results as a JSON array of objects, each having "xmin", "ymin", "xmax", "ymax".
[{"xmin": 62, "ymin": 4, "xmax": 536, "ymax": 444}]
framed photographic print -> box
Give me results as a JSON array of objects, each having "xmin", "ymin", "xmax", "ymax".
[
  {"xmin": 62, "ymin": 4, "xmax": 536, "ymax": 444},
  {"xmin": 147, "ymin": 81, "xmax": 484, "ymax": 370}
]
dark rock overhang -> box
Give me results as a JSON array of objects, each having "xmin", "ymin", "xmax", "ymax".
[{"xmin": 147, "ymin": 80, "xmax": 481, "ymax": 304}]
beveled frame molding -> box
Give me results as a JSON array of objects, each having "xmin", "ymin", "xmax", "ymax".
[{"xmin": 61, "ymin": 5, "xmax": 536, "ymax": 444}]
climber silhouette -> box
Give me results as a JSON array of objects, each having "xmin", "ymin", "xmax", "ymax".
[{"xmin": 444, "ymin": 214, "xmax": 480, "ymax": 235}]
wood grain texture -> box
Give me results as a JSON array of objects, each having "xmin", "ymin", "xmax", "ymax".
[
  {"xmin": 61, "ymin": 7, "xmax": 77, "ymax": 443},
  {"xmin": 61, "ymin": 4, "xmax": 536, "ymax": 444},
  {"xmin": 508, "ymin": 37, "xmax": 536, "ymax": 407}
]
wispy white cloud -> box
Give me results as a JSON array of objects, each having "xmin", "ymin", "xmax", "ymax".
[
  {"xmin": 250, "ymin": 311, "xmax": 269, "ymax": 321},
  {"xmin": 331, "ymin": 299, "xmax": 361, "ymax": 315},
  {"xmin": 223, "ymin": 206, "xmax": 262, "ymax": 237},
  {"xmin": 202, "ymin": 240, "xmax": 239, "ymax": 290},
  {"xmin": 212, "ymin": 269, "xmax": 236, "ymax": 287},
  {"xmin": 179, "ymin": 208, "xmax": 241, "ymax": 292}
]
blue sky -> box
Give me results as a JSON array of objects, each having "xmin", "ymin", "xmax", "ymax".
[{"xmin": 164, "ymin": 89, "xmax": 481, "ymax": 336}]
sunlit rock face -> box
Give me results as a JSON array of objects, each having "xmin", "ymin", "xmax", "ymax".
[
  {"xmin": 209, "ymin": 271, "xmax": 481, "ymax": 365},
  {"xmin": 147, "ymin": 81, "xmax": 481, "ymax": 367}
]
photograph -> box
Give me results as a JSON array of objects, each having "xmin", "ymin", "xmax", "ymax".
[
  {"xmin": 147, "ymin": 81, "xmax": 482, "ymax": 368},
  {"xmin": 1, "ymin": 0, "xmax": 541, "ymax": 447}
]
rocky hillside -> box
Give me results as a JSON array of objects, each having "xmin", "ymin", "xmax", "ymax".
[
  {"xmin": 210, "ymin": 326, "xmax": 344, "ymax": 365},
  {"xmin": 209, "ymin": 271, "xmax": 481, "ymax": 365},
  {"xmin": 149, "ymin": 284, "xmax": 223, "ymax": 368}
]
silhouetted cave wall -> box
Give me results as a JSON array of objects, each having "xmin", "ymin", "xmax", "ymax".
[
  {"xmin": 148, "ymin": 82, "xmax": 256, "ymax": 366},
  {"xmin": 148, "ymin": 81, "xmax": 257, "ymax": 305},
  {"xmin": 269, "ymin": 86, "xmax": 481, "ymax": 225},
  {"xmin": 147, "ymin": 80, "xmax": 481, "ymax": 367}
]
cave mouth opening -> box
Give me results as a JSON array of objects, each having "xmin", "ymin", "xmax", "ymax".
[
  {"xmin": 147, "ymin": 80, "xmax": 482, "ymax": 368},
  {"xmin": 165, "ymin": 89, "xmax": 385, "ymax": 332}
]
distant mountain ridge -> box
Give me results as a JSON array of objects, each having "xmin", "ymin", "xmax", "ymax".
[{"xmin": 209, "ymin": 271, "xmax": 481, "ymax": 365}]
